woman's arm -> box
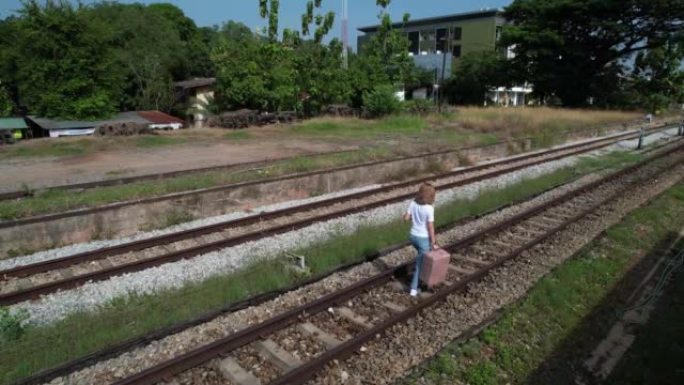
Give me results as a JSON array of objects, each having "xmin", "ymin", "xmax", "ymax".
[
  {"xmin": 403, "ymin": 213, "xmax": 411, "ymax": 222},
  {"xmin": 428, "ymin": 221, "xmax": 436, "ymax": 250}
]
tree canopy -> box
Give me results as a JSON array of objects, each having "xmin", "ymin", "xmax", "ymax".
[
  {"xmin": 502, "ymin": 0, "xmax": 684, "ymax": 107},
  {"xmin": 0, "ymin": 0, "xmax": 427, "ymax": 119},
  {"xmin": 1, "ymin": 0, "xmax": 680, "ymax": 120},
  {"xmin": 0, "ymin": 0, "xmax": 216, "ymax": 119},
  {"xmin": 0, "ymin": 85, "xmax": 13, "ymax": 117},
  {"xmin": 445, "ymin": 51, "xmax": 510, "ymax": 105}
]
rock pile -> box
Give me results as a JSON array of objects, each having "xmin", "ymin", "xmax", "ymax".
[
  {"xmin": 208, "ymin": 109, "xmax": 298, "ymax": 129},
  {"xmin": 94, "ymin": 122, "xmax": 154, "ymax": 137}
]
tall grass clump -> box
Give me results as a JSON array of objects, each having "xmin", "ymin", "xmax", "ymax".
[
  {"xmin": 452, "ymin": 107, "xmax": 641, "ymax": 148},
  {"xmin": 0, "ymin": 148, "xmax": 646, "ymax": 384},
  {"xmin": 363, "ymin": 84, "xmax": 403, "ymax": 117}
]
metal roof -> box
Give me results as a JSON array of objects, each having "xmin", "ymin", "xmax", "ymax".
[
  {"xmin": 27, "ymin": 111, "xmax": 184, "ymax": 130},
  {"xmin": 26, "ymin": 116, "xmax": 97, "ymax": 130},
  {"xmin": 0, "ymin": 118, "xmax": 28, "ymax": 130},
  {"xmin": 174, "ymin": 78, "xmax": 216, "ymax": 89},
  {"xmin": 358, "ymin": 9, "xmax": 502, "ymax": 33},
  {"xmin": 137, "ymin": 111, "xmax": 185, "ymax": 125}
]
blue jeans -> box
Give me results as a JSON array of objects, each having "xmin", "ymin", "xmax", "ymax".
[{"xmin": 409, "ymin": 234, "xmax": 430, "ymax": 291}]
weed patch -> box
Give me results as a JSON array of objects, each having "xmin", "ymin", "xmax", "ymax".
[
  {"xmin": 0, "ymin": 308, "xmax": 26, "ymax": 345},
  {"xmin": 400, "ymin": 181, "xmax": 684, "ymax": 385},
  {"xmin": 224, "ymin": 131, "xmax": 251, "ymax": 140},
  {"xmin": 0, "ymin": 150, "xmax": 650, "ymax": 383}
]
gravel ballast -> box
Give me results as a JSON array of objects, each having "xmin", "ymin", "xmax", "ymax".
[
  {"xmin": 40, "ymin": 149, "xmax": 684, "ymax": 385},
  {"xmin": 10, "ymin": 131, "xmax": 681, "ymax": 326},
  {"xmin": 5, "ymin": 127, "xmax": 675, "ymax": 273}
]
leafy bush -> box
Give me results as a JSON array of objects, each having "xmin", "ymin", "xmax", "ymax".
[
  {"xmin": 0, "ymin": 308, "xmax": 26, "ymax": 344},
  {"xmin": 403, "ymin": 99, "xmax": 434, "ymax": 115},
  {"xmin": 362, "ymin": 84, "xmax": 402, "ymax": 117}
]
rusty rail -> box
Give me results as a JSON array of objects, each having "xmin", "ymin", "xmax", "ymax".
[
  {"xmin": 0, "ymin": 120, "xmax": 651, "ymax": 203},
  {"xmin": 1, "ymin": 131, "xmax": 673, "ymax": 305},
  {"xmin": 0, "ymin": 123, "xmax": 673, "ymax": 230},
  {"xmin": 111, "ymin": 141, "xmax": 684, "ymax": 385}
]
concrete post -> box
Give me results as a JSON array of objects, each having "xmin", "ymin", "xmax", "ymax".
[{"xmin": 637, "ymin": 127, "xmax": 644, "ymax": 150}]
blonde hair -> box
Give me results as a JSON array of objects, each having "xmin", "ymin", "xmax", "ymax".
[{"xmin": 415, "ymin": 183, "xmax": 436, "ymax": 205}]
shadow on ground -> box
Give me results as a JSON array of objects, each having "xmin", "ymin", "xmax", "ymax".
[{"xmin": 522, "ymin": 233, "xmax": 683, "ymax": 385}]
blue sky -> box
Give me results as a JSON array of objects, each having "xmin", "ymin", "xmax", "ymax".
[{"xmin": 0, "ymin": 0, "xmax": 512, "ymax": 49}]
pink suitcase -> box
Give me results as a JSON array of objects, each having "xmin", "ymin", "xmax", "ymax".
[{"xmin": 420, "ymin": 248, "xmax": 451, "ymax": 288}]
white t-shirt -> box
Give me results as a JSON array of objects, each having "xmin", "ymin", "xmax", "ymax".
[{"xmin": 406, "ymin": 200, "xmax": 434, "ymax": 238}]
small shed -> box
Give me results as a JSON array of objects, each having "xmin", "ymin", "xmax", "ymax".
[
  {"xmin": 0, "ymin": 117, "xmax": 30, "ymax": 143},
  {"xmin": 26, "ymin": 111, "xmax": 186, "ymax": 138},
  {"xmin": 174, "ymin": 78, "xmax": 216, "ymax": 127},
  {"xmin": 137, "ymin": 111, "xmax": 185, "ymax": 130},
  {"xmin": 27, "ymin": 117, "xmax": 98, "ymax": 138}
]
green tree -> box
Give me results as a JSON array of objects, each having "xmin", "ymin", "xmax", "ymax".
[
  {"xmin": 88, "ymin": 3, "xmax": 187, "ymax": 112},
  {"xmin": 632, "ymin": 42, "xmax": 684, "ymax": 112},
  {"xmin": 293, "ymin": 1, "xmax": 349, "ymax": 115},
  {"xmin": 11, "ymin": 0, "xmax": 122, "ymax": 119},
  {"xmin": 213, "ymin": 0, "xmax": 348, "ymax": 113},
  {"xmin": 0, "ymin": 85, "xmax": 13, "ymax": 117},
  {"xmin": 0, "ymin": 17, "xmax": 19, "ymax": 109},
  {"xmin": 363, "ymin": 84, "xmax": 401, "ymax": 117},
  {"xmin": 301, "ymin": 0, "xmax": 335, "ymax": 44},
  {"xmin": 148, "ymin": 3, "xmax": 215, "ymax": 78},
  {"xmin": 212, "ymin": 37, "xmax": 297, "ymax": 111},
  {"xmin": 503, "ymin": 0, "xmax": 684, "ymax": 107},
  {"xmin": 259, "ymin": 0, "xmax": 280, "ymax": 42},
  {"xmin": 294, "ymin": 39, "xmax": 351, "ymax": 115},
  {"xmin": 350, "ymin": 0, "xmax": 419, "ymax": 106},
  {"xmin": 444, "ymin": 51, "xmax": 509, "ymax": 105},
  {"xmin": 218, "ymin": 21, "xmax": 255, "ymax": 43}
]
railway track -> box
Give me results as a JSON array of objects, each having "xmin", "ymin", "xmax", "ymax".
[
  {"xmin": 106, "ymin": 138, "xmax": 684, "ymax": 385},
  {"xmin": 0, "ymin": 127, "xmax": 679, "ymax": 306},
  {"xmin": 0, "ymin": 120, "xmax": 652, "ymax": 203}
]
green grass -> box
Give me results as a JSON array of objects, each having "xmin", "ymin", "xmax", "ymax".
[
  {"xmin": 0, "ymin": 131, "xmax": 644, "ymax": 223},
  {"xmin": 0, "ymin": 149, "xmax": 647, "ymax": 384},
  {"xmin": 133, "ymin": 135, "xmax": 184, "ymax": 148},
  {"xmin": 1, "ymin": 139, "xmax": 92, "ymax": 158},
  {"xmin": 291, "ymin": 115, "xmax": 427, "ymax": 137},
  {"xmin": 0, "ymin": 146, "xmax": 400, "ymax": 221},
  {"xmin": 400, "ymin": 182, "xmax": 684, "ymax": 385},
  {"xmin": 0, "ymin": 135, "xmax": 189, "ymax": 160},
  {"xmin": 224, "ymin": 130, "xmax": 252, "ymax": 140},
  {"xmin": 606, "ymin": 247, "xmax": 684, "ymax": 385}
]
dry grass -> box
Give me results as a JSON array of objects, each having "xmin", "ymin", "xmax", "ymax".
[
  {"xmin": 427, "ymin": 107, "xmax": 642, "ymax": 149},
  {"xmin": 448, "ymin": 107, "xmax": 641, "ymax": 136}
]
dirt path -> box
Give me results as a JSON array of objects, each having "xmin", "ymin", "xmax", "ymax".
[{"xmin": 0, "ymin": 137, "xmax": 357, "ymax": 192}]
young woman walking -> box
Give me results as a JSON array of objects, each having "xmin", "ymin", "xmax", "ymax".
[{"xmin": 403, "ymin": 183, "xmax": 437, "ymax": 297}]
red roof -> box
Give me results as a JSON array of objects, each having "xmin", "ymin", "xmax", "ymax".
[{"xmin": 138, "ymin": 111, "xmax": 185, "ymax": 125}]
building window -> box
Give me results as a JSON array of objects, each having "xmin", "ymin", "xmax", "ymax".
[
  {"xmin": 420, "ymin": 29, "xmax": 436, "ymax": 54},
  {"xmin": 408, "ymin": 31, "xmax": 419, "ymax": 55},
  {"xmin": 452, "ymin": 27, "xmax": 462, "ymax": 41},
  {"xmin": 452, "ymin": 45, "xmax": 462, "ymax": 58},
  {"xmin": 436, "ymin": 28, "xmax": 447, "ymax": 52}
]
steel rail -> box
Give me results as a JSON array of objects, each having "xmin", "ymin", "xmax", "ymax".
[
  {"xmin": 270, "ymin": 169, "xmax": 633, "ymax": 385},
  {"xmin": 110, "ymin": 142, "xmax": 683, "ymax": 385},
  {"xmin": 0, "ymin": 123, "xmax": 672, "ymax": 230},
  {"xmin": 1, "ymin": 135, "xmax": 670, "ymax": 306},
  {"xmin": 0, "ymin": 119, "xmax": 650, "ymax": 203},
  {"xmin": 12, "ymin": 177, "xmax": 581, "ymax": 385},
  {"xmin": 0, "ymin": 127, "xmax": 660, "ymax": 282}
]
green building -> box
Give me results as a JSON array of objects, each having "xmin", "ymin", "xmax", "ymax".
[
  {"xmin": 0, "ymin": 118, "xmax": 29, "ymax": 144},
  {"xmin": 358, "ymin": 9, "xmax": 505, "ymax": 64},
  {"xmin": 358, "ymin": 9, "xmax": 530, "ymax": 105}
]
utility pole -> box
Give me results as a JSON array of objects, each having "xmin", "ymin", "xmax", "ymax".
[
  {"xmin": 342, "ymin": 0, "xmax": 349, "ymax": 69},
  {"xmin": 438, "ymin": 28, "xmax": 452, "ymax": 113}
]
